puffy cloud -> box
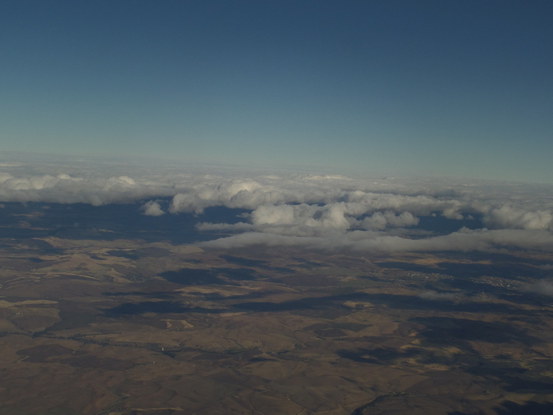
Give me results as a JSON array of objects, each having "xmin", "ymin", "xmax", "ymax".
[
  {"xmin": 142, "ymin": 200, "xmax": 165, "ymax": 216},
  {"xmin": 360, "ymin": 211, "xmax": 419, "ymax": 230},
  {"xmin": 250, "ymin": 203, "xmax": 351, "ymax": 235},
  {"xmin": 484, "ymin": 205, "xmax": 553, "ymax": 230},
  {"xmin": 169, "ymin": 178, "xmax": 284, "ymax": 214},
  {"xmin": 0, "ymin": 172, "xmax": 172, "ymax": 205}
]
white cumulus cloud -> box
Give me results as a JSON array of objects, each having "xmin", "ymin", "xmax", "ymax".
[
  {"xmin": 2, "ymin": 154, "xmax": 553, "ymax": 254},
  {"xmin": 484, "ymin": 205, "xmax": 553, "ymax": 230},
  {"xmin": 142, "ymin": 200, "xmax": 165, "ymax": 216}
]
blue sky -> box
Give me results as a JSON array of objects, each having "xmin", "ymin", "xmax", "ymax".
[{"xmin": 1, "ymin": 0, "xmax": 552, "ymax": 182}]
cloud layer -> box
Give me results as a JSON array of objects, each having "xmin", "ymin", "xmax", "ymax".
[{"xmin": 1, "ymin": 157, "xmax": 553, "ymax": 253}]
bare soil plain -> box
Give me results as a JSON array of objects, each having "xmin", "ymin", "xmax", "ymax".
[{"xmin": 1, "ymin": 204, "xmax": 553, "ymax": 415}]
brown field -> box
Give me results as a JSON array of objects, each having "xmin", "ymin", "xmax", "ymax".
[{"xmin": 1, "ymin": 236, "xmax": 553, "ymax": 414}]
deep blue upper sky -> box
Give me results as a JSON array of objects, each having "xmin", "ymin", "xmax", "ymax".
[{"xmin": 1, "ymin": 0, "xmax": 552, "ymax": 182}]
